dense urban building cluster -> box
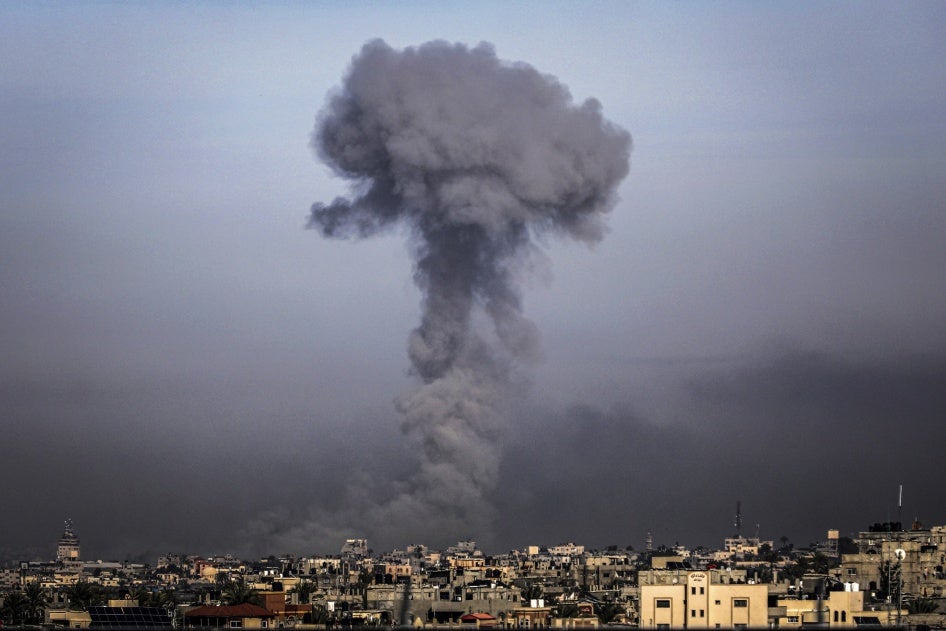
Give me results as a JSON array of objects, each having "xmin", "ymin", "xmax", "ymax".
[{"xmin": 2, "ymin": 517, "xmax": 946, "ymax": 629}]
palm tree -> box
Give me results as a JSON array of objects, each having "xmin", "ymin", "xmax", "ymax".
[
  {"xmin": 1, "ymin": 590, "xmax": 30, "ymax": 626},
  {"xmin": 66, "ymin": 580, "xmax": 105, "ymax": 610},
  {"xmin": 221, "ymin": 578, "xmax": 261, "ymax": 606},
  {"xmin": 131, "ymin": 586, "xmax": 152, "ymax": 607},
  {"xmin": 595, "ymin": 602, "xmax": 625, "ymax": 624},
  {"xmin": 309, "ymin": 604, "xmax": 335, "ymax": 625},
  {"xmin": 520, "ymin": 582, "xmax": 543, "ymax": 602},
  {"xmin": 908, "ymin": 597, "xmax": 938, "ymax": 614},
  {"xmin": 290, "ymin": 579, "xmax": 317, "ymax": 604},
  {"xmin": 23, "ymin": 581, "xmax": 50, "ymax": 624},
  {"xmin": 154, "ymin": 588, "xmax": 177, "ymax": 610}
]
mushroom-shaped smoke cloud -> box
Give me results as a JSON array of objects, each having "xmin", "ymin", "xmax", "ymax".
[{"xmin": 305, "ymin": 39, "xmax": 630, "ymax": 546}]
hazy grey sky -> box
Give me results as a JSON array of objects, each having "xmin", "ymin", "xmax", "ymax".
[{"xmin": 2, "ymin": 1, "xmax": 945, "ymax": 561}]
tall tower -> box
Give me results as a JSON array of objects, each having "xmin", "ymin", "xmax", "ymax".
[
  {"xmin": 734, "ymin": 501, "xmax": 743, "ymax": 537},
  {"xmin": 57, "ymin": 518, "xmax": 81, "ymax": 572}
]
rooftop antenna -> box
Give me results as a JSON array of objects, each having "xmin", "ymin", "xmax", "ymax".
[{"xmin": 898, "ymin": 484, "xmax": 903, "ymax": 530}]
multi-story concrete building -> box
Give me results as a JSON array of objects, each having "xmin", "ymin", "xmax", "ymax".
[
  {"xmin": 722, "ymin": 536, "xmax": 774, "ymax": 559},
  {"xmin": 0, "ymin": 567, "xmax": 23, "ymax": 589},
  {"xmin": 341, "ymin": 538, "xmax": 368, "ymax": 557},
  {"xmin": 772, "ymin": 585, "xmax": 901, "ymax": 628},
  {"xmin": 836, "ymin": 522, "xmax": 946, "ymax": 599},
  {"xmin": 57, "ymin": 519, "xmax": 81, "ymax": 573},
  {"xmin": 549, "ymin": 543, "xmax": 585, "ymax": 562},
  {"xmin": 639, "ymin": 570, "xmax": 768, "ymax": 629},
  {"xmin": 358, "ymin": 580, "xmax": 525, "ymax": 625},
  {"xmin": 376, "ymin": 561, "xmax": 412, "ymax": 583}
]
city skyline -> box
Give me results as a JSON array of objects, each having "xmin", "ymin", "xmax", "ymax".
[
  {"xmin": 8, "ymin": 516, "xmax": 944, "ymax": 629},
  {"xmin": 2, "ymin": 511, "xmax": 928, "ymax": 562},
  {"xmin": 2, "ymin": 2, "xmax": 946, "ymax": 561}
]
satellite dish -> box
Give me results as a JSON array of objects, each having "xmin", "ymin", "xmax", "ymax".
[{"xmin": 894, "ymin": 549, "xmax": 906, "ymax": 561}]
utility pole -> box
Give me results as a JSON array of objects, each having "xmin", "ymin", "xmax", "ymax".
[{"xmin": 895, "ymin": 548, "xmax": 905, "ymax": 627}]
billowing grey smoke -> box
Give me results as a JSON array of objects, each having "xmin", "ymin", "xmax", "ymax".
[{"xmin": 302, "ymin": 39, "xmax": 629, "ymax": 547}]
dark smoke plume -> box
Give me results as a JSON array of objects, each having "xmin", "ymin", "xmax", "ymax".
[{"xmin": 276, "ymin": 39, "xmax": 629, "ymax": 549}]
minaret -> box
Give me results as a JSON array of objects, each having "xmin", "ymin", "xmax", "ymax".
[{"xmin": 57, "ymin": 518, "xmax": 81, "ymax": 572}]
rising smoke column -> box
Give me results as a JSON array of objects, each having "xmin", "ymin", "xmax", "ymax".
[{"xmin": 308, "ymin": 40, "xmax": 630, "ymax": 542}]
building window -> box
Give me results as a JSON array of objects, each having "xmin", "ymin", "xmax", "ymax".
[
  {"xmin": 657, "ymin": 625, "xmax": 670, "ymax": 630},
  {"xmin": 656, "ymin": 600, "xmax": 671, "ymax": 609},
  {"xmin": 733, "ymin": 599, "xmax": 748, "ymax": 608},
  {"xmin": 700, "ymin": 587, "xmax": 705, "ymax": 595},
  {"xmin": 788, "ymin": 617, "xmax": 799, "ymax": 623},
  {"xmin": 691, "ymin": 610, "xmax": 696, "ymax": 617},
  {"xmin": 229, "ymin": 622, "xmax": 243, "ymax": 629},
  {"xmin": 700, "ymin": 610, "xmax": 705, "ymax": 618},
  {"xmin": 842, "ymin": 612, "xmax": 847, "ymax": 622},
  {"xmin": 715, "ymin": 600, "xmax": 721, "ymax": 606},
  {"xmin": 691, "ymin": 587, "xmax": 696, "ymax": 595}
]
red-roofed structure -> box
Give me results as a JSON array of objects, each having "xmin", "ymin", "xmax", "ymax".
[
  {"xmin": 184, "ymin": 603, "xmax": 275, "ymax": 628},
  {"xmin": 461, "ymin": 612, "xmax": 499, "ymax": 627}
]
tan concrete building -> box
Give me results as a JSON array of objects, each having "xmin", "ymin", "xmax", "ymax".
[
  {"xmin": 359, "ymin": 581, "xmax": 523, "ymax": 625},
  {"xmin": 453, "ymin": 557, "xmax": 487, "ymax": 570},
  {"xmin": 773, "ymin": 588, "xmax": 879, "ymax": 628},
  {"xmin": 509, "ymin": 605, "xmax": 552, "ymax": 628},
  {"xmin": 56, "ymin": 519, "xmax": 82, "ymax": 585},
  {"xmin": 57, "ymin": 520, "xmax": 81, "ymax": 567},
  {"xmin": 46, "ymin": 608, "xmax": 92, "ymax": 629},
  {"xmin": 379, "ymin": 561, "xmax": 412, "ymax": 582},
  {"xmin": 639, "ymin": 570, "xmax": 767, "ymax": 629},
  {"xmin": 649, "ymin": 554, "xmax": 686, "ymax": 570},
  {"xmin": 723, "ymin": 536, "xmax": 773, "ymax": 559},
  {"xmin": 836, "ymin": 523, "xmax": 946, "ymax": 599}
]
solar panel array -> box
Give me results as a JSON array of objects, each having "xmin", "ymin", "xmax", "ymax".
[{"xmin": 88, "ymin": 606, "xmax": 173, "ymax": 628}]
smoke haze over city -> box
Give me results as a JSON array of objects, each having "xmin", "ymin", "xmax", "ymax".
[{"xmin": 2, "ymin": 2, "xmax": 945, "ymax": 561}]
